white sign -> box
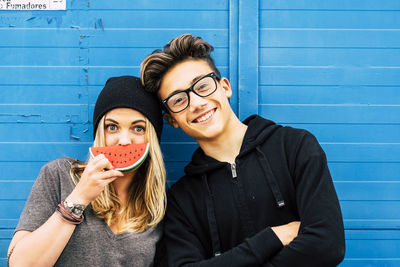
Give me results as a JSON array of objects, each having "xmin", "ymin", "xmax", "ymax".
[{"xmin": 0, "ymin": 0, "xmax": 66, "ymax": 10}]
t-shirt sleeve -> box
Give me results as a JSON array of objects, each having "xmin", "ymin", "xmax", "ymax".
[{"xmin": 14, "ymin": 159, "xmax": 66, "ymax": 233}]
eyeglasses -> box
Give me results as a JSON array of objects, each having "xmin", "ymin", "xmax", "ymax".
[{"xmin": 162, "ymin": 72, "xmax": 220, "ymax": 113}]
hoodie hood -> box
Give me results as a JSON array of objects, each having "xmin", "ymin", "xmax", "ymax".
[{"xmin": 184, "ymin": 115, "xmax": 281, "ymax": 176}]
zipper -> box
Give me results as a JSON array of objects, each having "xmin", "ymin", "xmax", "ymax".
[{"xmin": 231, "ymin": 163, "xmax": 237, "ymax": 178}]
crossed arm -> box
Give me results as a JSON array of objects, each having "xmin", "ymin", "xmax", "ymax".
[{"xmin": 163, "ymin": 133, "xmax": 345, "ymax": 267}]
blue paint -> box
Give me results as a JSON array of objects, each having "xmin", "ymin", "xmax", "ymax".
[
  {"xmin": 1, "ymin": 1, "xmax": 399, "ymax": 265},
  {"xmin": 237, "ymin": 0, "xmax": 258, "ymax": 119}
]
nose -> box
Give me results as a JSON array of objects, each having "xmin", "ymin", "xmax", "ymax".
[
  {"xmin": 117, "ymin": 129, "xmax": 131, "ymax": 146},
  {"xmin": 188, "ymin": 91, "xmax": 207, "ymax": 112}
]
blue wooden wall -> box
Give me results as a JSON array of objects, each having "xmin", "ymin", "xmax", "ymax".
[{"xmin": 1, "ymin": 0, "xmax": 399, "ymax": 265}]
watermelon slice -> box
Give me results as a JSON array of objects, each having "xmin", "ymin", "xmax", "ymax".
[{"xmin": 89, "ymin": 143, "xmax": 150, "ymax": 172}]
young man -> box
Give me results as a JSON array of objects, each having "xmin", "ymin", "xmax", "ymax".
[{"xmin": 141, "ymin": 34, "xmax": 345, "ymax": 266}]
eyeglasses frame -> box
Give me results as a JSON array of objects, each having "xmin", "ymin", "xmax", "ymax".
[{"xmin": 161, "ymin": 72, "xmax": 221, "ymax": 113}]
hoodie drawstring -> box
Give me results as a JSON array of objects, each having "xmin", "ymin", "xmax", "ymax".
[
  {"xmin": 256, "ymin": 146, "xmax": 286, "ymax": 208},
  {"xmin": 202, "ymin": 174, "xmax": 222, "ymax": 257}
]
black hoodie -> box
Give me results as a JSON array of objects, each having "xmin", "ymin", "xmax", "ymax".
[{"xmin": 164, "ymin": 115, "xmax": 345, "ymax": 266}]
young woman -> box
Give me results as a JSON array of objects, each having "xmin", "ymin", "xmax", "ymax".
[{"xmin": 7, "ymin": 76, "xmax": 166, "ymax": 266}]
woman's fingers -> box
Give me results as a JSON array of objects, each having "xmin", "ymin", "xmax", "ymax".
[
  {"xmin": 98, "ymin": 169, "xmax": 124, "ymax": 180},
  {"xmin": 88, "ymin": 154, "xmax": 114, "ymax": 172}
]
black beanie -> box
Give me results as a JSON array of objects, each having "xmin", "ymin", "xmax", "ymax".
[{"xmin": 93, "ymin": 76, "xmax": 163, "ymax": 140}]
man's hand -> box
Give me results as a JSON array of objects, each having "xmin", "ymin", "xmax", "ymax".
[{"xmin": 271, "ymin": 221, "xmax": 300, "ymax": 246}]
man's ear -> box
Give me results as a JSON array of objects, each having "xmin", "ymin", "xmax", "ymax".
[
  {"xmin": 219, "ymin": 77, "xmax": 232, "ymax": 98},
  {"xmin": 163, "ymin": 113, "xmax": 179, "ymax": 128}
]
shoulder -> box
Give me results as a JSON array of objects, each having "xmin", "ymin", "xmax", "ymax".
[
  {"xmin": 166, "ymin": 174, "xmax": 204, "ymax": 207},
  {"xmin": 34, "ymin": 158, "xmax": 74, "ymax": 189},
  {"xmin": 167, "ymin": 175, "xmax": 196, "ymax": 197},
  {"xmin": 43, "ymin": 158, "xmax": 72, "ymax": 171}
]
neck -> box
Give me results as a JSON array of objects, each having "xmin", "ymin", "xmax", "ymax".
[{"xmin": 197, "ymin": 115, "xmax": 247, "ymax": 163}]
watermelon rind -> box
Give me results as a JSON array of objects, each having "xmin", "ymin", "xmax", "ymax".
[{"xmin": 89, "ymin": 143, "xmax": 150, "ymax": 172}]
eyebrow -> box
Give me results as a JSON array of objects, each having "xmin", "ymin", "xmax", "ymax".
[{"xmin": 105, "ymin": 118, "xmax": 146, "ymax": 125}]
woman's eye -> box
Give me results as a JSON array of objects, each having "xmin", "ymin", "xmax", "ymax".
[
  {"xmin": 134, "ymin": 126, "xmax": 145, "ymax": 133},
  {"xmin": 106, "ymin": 124, "xmax": 118, "ymax": 131}
]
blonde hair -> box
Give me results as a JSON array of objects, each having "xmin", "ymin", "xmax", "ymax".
[{"xmin": 70, "ymin": 116, "xmax": 166, "ymax": 233}]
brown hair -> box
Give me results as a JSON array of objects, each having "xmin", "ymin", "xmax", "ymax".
[{"xmin": 140, "ymin": 34, "xmax": 221, "ymax": 94}]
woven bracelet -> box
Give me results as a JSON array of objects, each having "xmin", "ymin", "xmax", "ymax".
[{"xmin": 56, "ymin": 204, "xmax": 83, "ymax": 224}]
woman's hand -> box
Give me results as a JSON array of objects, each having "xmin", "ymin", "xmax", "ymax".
[
  {"xmin": 271, "ymin": 221, "xmax": 301, "ymax": 246},
  {"xmin": 67, "ymin": 154, "xmax": 124, "ymax": 205}
]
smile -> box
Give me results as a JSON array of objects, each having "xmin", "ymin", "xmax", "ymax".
[{"xmin": 193, "ymin": 109, "xmax": 216, "ymax": 123}]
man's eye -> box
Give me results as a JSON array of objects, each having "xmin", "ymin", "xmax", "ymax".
[
  {"xmin": 196, "ymin": 82, "xmax": 211, "ymax": 92},
  {"xmin": 172, "ymin": 96, "xmax": 187, "ymax": 106}
]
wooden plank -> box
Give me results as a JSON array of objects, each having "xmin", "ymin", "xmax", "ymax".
[
  {"xmin": 322, "ymin": 144, "xmax": 400, "ymax": 162},
  {"xmin": 345, "ymin": 239, "xmax": 400, "ymax": 258},
  {"xmin": 344, "ymin": 219, "xmax": 400, "ymax": 230},
  {"xmin": 341, "ymin": 201, "xmax": 400, "ymax": 221},
  {"xmin": 0, "ymin": 48, "xmax": 82, "ymax": 66},
  {"xmin": 0, "ymin": 201, "xmax": 26, "ymax": 218},
  {"xmin": 260, "ymin": 105, "xmax": 400, "ymax": 124},
  {"xmin": 0, "ymin": 11, "xmax": 80, "ymax": 28},
  {"xmin": 0, "ymin": 105, "xmax": 88, "ymax": 123},
  {"xmin": 82, "ymin": 10, "xmax": 228, "ymax": 29},
  {"xmin": 0, "ymin": 162, "xmax": 46, "ymax": 181},
  {"xmin": 281, "ymin": 124, "xmax": 400, "ymax": 143},
  {"xmin": 329, "ymin": 162, "xmax": 400, "ymax": 181},
  {"xmin": 0, "ymin": 66, "xmax": 84, "ymax": 85},
  {"xmin": 0, "ymin": 86, "xmax": 88, "ymax": 104},
  {"xmin": 259, "ymin": 86, "xmax": 400, "ymax": 105},
  {"xmin": 0, "ymin": 182, "xmax": 34, "ymax": 200},
  {"xmin": 260, "ymin": 1, "xmax": 400, "ymax": 11},
  {"xmin": 335, "ymin": 182, "xmax": 400, "ymax": 201},
  {"xmin": 259, "ymin": 66, "xmax": 400, "ymax": 86},
  {"xmin": 260, "ymin": 10, "xmax": 400, "ymax": 29},
  {"xmin": 0, "ymin": 29, "xmax": 80, "ymax": 47},
  {"xmin": 260, "ymin": 29, "xmax": 400, "ymax": 48},
  {"xmin": 237, "ymin": 0, "xmax": 258, "ymax": 119},
  {"xmin": 260, "ymin": 48, "xmax": 400, "ymax": 67},
  {"xmin": 0, "ymin": 124, "xmax": 91, "ymax": 142},
  {"xmin": 86, "ymin": 0, "xmax": 228, "ymax": 10},
  {"xmin": 346, "ymin": 230, "xmax": 400, "ymax": 239}
]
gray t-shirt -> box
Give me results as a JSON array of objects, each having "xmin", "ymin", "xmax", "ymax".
[{"xmin": 15, "ymin": 158, "xmax": 161, "ymax": 267}]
